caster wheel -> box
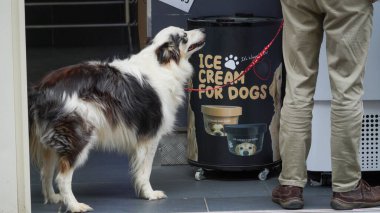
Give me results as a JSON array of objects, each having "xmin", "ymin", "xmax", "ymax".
[
  {"xmin": 258, "ymin": 168, "xmax": 269, "ymax": 181},
  {"xmin": 195, "ymin": 168, "xmax": 206, "ymax": 181}
]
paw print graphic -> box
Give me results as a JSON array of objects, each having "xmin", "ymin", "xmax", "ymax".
[{"xmin": 224, "ymin": 55, "xmax": 240, "ymax": 70}]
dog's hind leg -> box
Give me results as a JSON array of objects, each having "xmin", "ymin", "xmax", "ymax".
[
  {"xmin": 131, "ymin": 138, "xmax": 167, "ymax": 200},
  {"xmin": 46, "ymin": 114, "xmax": 95, "ymax": 212},
  {"xmin": 56, "ymin": 157, "xmax": 93, "ymax": 212},
  {"xmin": 41, "ymin": 149, "xmax": 62, "ymax": 204}
]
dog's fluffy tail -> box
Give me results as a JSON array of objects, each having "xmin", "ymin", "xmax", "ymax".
[
  {"xmin": 28, "ymin": 90, "xmax": 44, "ymax": 168},
  {"xmin": 29, "ymin": 122, "xmax": 44, "ymax": 168}
]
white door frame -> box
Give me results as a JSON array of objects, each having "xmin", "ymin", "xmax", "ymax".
[{"xmin": 0, "ymin": 0, "xmax": 31, "ymax": 212}]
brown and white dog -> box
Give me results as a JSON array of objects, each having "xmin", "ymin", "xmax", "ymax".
[
  {"xmin": 268, "ymin": 63, "xmax": 283, "ymax": 162},
  {"xmin": 28, "ymin": 26, "xmax": 205, "ymax": 212}
]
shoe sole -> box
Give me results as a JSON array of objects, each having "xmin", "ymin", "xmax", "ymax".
[
  {"xmin": 331, "ymin": 199, "xmax": 380, "ymax": 210},
  {"xmin": 272, "ymin": 198, "xmax": 304, "ymax": 210}
]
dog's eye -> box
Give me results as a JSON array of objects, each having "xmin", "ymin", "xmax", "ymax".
[
  {"xmin": 240, "ymin": 147, "xmax": 243, "ymax": 150},
  {"xmin": 249, "ymin": 147, "xmax": 253, "ymax": 149},
  {"xmin": 183, "ymin": 32, "xmax": 187, "ymax": 38},
  {"xmin": 220, "ymin": 128, "xmax": 224, "ymax": 132}
]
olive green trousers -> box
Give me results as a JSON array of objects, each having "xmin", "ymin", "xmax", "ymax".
[{"xmin": 279, "ymin": 0, "xmax": 374, "ymax": 192}]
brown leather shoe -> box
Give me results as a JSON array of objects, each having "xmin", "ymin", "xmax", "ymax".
[
  {"xmin": 272, "ymin": 185, "xmax": 304, "ymax": 209},
  {"xmin": 331, "ymin": 180, "xmax": 380, "ymax": 210}
]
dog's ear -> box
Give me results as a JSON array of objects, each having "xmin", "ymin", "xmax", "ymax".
[
  {"xmin": 251, "ymin": 144, "xmax": 257, "ymax": 154},
  {"xmin": 235, "ymin": 144, "xmax": 241, "ymax": 154},
  {"xmin": 155, "ymin": 35, "xmax": 181, "ymax": 65},
  {"xmin": 208, "ymin": 122, "xmax": 215, "ymax": 131}
]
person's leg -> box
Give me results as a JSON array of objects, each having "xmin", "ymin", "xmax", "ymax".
[
  {"xmin": 278, "ymin": 0, "xmax": 323, "ymax": 188},
  {"xmin": 323, "ymin": 0, "xmax": 373, "ymax": 193},
  {"xmin": 322, "ymin": 0, "xmax": 380, "ymax": 210},
  {"xmin": 273, "ymin": 0, "xmax": 323, "ymax": 209}
]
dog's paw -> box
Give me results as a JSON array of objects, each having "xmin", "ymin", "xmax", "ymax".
[
  {"xmin": 44, "ymin": 193, "xmax": 62, "ymax": 204},
  {"xmin": 145, "ymin": 190, "xmax": 168, "ymax": 200},
  {"xmin": 67, "ymin": 202, "xmax": 94, "ymax": 213}
]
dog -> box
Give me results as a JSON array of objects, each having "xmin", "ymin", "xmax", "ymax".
[
  {"xmin": 187, "ymin": 98, "xmax": 198, "ymax": 161},
  {"xmin": 207, "ymin": 122, "xmax": 226, "ymax": 136},
  {"xmin": 28, "ymin": 26, "xmax": 205, "ymax": 212},
  {"xmin": 268, "ymin": 63, "xmax": 283, "ymax": 162},
  {"xmin": 234, "ymin": 142, "xmax": 257, "ymax": 156}
]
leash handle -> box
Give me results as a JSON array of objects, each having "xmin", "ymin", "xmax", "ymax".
[{"xmin": 186, "ymin": 20, "xmax": 284, "ymax": 92}]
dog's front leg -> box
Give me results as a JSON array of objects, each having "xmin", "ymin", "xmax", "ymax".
[{"xmin": 130, "ymin": 138, "xmax": 167, "ymax": 200}]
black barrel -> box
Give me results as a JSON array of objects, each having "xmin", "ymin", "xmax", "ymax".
[{"xmin": 187, "ymin": 16, "xmax": 283, "ymax": 171}]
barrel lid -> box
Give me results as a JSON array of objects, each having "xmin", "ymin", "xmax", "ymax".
[
  {"xmin": 201, "ymin": 105, "xmax": 242, "ymax": 117},
  {"xmin": 224, "ymin": 124, "xmax": 267, "ymax": 135},
  {"xmin": 188, "ymin": 15, "xmax": 282, "ymax": 27}
]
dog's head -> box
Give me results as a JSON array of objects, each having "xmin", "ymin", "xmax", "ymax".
[
  {"xmin": 153, "ymin": 26, "xmax": 206, "ymax": 65},
  {"xmin": 208, "ymin": 122, "xmax": 225, "ymax": 136},
  {"xmin": 234, "ymin": 142, "xmax": 257, "ymax": 156}
]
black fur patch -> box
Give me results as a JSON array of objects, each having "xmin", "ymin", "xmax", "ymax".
[
  {"xmin": 29, "ymin": 63, "xmax": 163, "ymax": 164},
  {"xmin": 29, "ymin": 90, "xmax": 94, "ymax": 165},
  {"xmin": 49, "ymin": 113, "xmax": 94, "ymax": 165}
]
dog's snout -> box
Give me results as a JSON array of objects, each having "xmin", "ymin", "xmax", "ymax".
[{"xmin": 243, "ymin": 151, "xmax": 249, "ymax": 156}]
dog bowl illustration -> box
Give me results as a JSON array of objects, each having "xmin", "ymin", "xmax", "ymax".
[
  {"xmin": 224, "ymin": 124, "xmax": 267, "ymax": 156},
  {"xmin": 201, "ymin": 105, "xmax": 242, "ymax": 136}
]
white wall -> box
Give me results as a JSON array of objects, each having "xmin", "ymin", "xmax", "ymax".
[
  {"xmin": 0, "ymin": 0, "xmax": 18, "ymax": 210},
  {"xmin": 0, "ymin": 0, "xmax": 31, "ymax": 212}
]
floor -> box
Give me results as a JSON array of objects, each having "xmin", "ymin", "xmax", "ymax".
[{"xmin": 30, "ymin": 151, "xmax": 380, "ymax": 213}]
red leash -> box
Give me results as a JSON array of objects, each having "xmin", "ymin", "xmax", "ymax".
[{"xmin": 186, "ymin": 20, "xmax": 284, "ymax": 92}]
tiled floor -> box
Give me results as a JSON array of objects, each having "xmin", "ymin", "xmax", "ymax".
[{"xmin": 30, "ymin": 151, "xmax": 380, "ymax": 213}]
